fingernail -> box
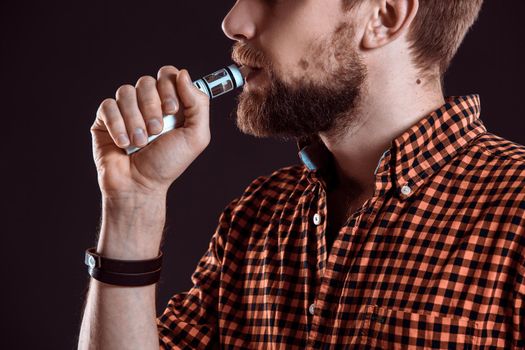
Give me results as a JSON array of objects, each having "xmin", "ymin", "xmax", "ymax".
[
  {"xmin": 147, "ymin": 119, "xmax": 162, "ymax": 134},
  {"xmin": 117, "ymin": 133, "xmax": 130, "ymax": 147},
  {"xmin": 133, "ymin": 128, "xmax": 147, "ymax": 146},
  {"xmin": 164, "ymin": 99, "xmax": 177, "ymax": 114}
]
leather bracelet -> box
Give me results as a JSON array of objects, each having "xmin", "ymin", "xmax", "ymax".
[
  {"xmin": 84, "ymin": 247, "xmax": 163, "ymax": 274},
  {"xmin": 88, "ymin": 266, "xmax": 161, "ymax": 287}
]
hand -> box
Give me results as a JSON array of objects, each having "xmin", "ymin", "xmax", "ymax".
[{"xmin": 91, "ymin": 66, "xmax": 211, "ymax": 198}]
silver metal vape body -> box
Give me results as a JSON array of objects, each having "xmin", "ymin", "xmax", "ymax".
[{"xmin": 126, "ymin": 64, "xmax": 244, "ymax": 155}]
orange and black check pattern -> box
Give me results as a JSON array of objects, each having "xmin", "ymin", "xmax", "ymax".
[{"xmin": 157, "ymin": 95, "xmax": 525, "ymax": 349}]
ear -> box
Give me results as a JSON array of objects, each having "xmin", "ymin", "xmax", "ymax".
[{"xmin": 361, "ymin": 0, "xmax": 419, "ymax": 49}]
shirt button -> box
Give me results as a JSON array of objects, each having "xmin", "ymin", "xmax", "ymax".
[
  {"xmin": 309, "ymin": 303, "xmax": 316, "ymax": 315},
  {"xmin": 401, "ymin": 184, "xmax": 412, "ymax": 196},
  {"xmin": 313, "ymin": 213, "xmax": 322, "ymax": 225}
]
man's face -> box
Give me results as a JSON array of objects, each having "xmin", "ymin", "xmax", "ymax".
[{"xmin": 223, "ymin": 0, "xmax": 367, "ymax": 140}]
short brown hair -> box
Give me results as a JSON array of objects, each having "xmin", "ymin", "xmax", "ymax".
[{"xmin": 345, "ymin": 0, "xmax": 484, "ymax": 76}]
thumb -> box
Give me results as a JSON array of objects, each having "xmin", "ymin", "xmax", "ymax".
[{"xmin": 176, "ymin": 69, "xmax": 210, "ymax": 129}]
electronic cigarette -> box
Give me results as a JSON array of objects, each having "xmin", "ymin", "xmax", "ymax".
[{"xmin": 126, "ymin": 64, "xmax": 245, "ymax": 155}]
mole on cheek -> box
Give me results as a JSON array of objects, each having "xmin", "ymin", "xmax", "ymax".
[
  {"xmin": 416, "ymin": 79, "xmax": 422, "ymax": 85},
  {"xmin": 299, "ymin": 59, "xmax": 309, "ymax": 70}
]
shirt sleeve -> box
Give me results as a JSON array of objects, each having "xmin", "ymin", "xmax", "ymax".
[
  {"xmin": 156, "ymin": 198, "xmax": 239, "ymax": 350},
  {"xmin": 514, "ymin": 253, "xmax": 525, "ymax": 348},
  {"xmin": 513, "ymin": 210, "xmax": 525, "ymax": 348}
]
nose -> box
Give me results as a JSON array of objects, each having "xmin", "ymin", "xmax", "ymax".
[{"xmin": 222, "ymin": 1, "xmax": 258, "ymax": 42}]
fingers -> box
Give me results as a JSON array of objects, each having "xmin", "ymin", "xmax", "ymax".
[
  {"xmin": 96, "ymin": 66, "xmax": 208, "ymax": 151},
  {"xmin": 96, "ymin": 98, "xmax": 130, "ymax": 148},
  {"xmin": 157, "ymin": 65, "xmax": 180, "ymax": 116},
  {"xmin": 135, "ymin": 76, "xmax": 163, "ymax": 135},
  {"xmin": 116, "ymin": 84, "xmax": 148, "ymax": 147},
  {"xmin": 97, "ymin": 72, "xmax": 169, "ymax": 150},
  {"xmin": 176, "ymin": 69, "xmax": 210, "ymax": 130}
]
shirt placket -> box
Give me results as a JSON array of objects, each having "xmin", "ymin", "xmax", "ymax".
[
  {"xmin": 306, "ymin": 208, "xmax": 366, "ymax": 348},
  {"xmin": 306, "ymin": 149, "xmax": 394, "ymax": 348},
  {"xmin": 300, "ymin": 173, "xmax": 328, "ymax": 339}
]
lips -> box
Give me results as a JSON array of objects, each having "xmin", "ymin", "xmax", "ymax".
[
  {"xmin": 238, "ymin": 65, "xmax": 264, "ymax": 86},
  {"xmin": 239, "ymin": 65, "xmax": 261, "ymax": 78},
  {"xmin": 246, "ymin": 67, "xmax": 263, "ymax": 82}
]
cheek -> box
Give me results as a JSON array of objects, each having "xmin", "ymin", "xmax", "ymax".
[
  {"xmin": 284, "ymin": 37, "xmax": 336, "ymax": 84},
  {"xmin": 258, "ymin": 8, "xmax": 333, "ymax": 80},
  {"xmin": 260, "ymin": 34, "xmax": 327, "ymax": 84},
  {"xmin": 259, "ymin": 28, "xmax": 306, "ymax": 76}
]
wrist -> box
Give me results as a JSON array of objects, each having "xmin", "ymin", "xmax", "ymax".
[{"xmin": 96, "ymin": 194, "xmax": 167, "ymax": 260}]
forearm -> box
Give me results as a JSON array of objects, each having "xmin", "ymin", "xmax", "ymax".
[{"xmin": 78, "ymin": 196, "xmax": 166, "ymax": 350}]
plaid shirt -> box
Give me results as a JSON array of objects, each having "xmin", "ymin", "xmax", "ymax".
[{"xmin": 157, "ymin": 95, "xmax": 525, "ymax": 349}]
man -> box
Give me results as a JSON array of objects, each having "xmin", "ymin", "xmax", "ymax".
[{"xmin": 79, "ymin": 0, "xmax": 525, "ymax": 348}]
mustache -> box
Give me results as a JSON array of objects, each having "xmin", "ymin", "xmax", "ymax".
[{"xmin": 231, "ymin": 42, "xmax": 270, "ymax": 68}]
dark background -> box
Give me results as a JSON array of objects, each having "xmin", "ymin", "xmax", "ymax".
[{"xmin": 1, "ymin": 1, "xmax": 524, "ymax": 348}]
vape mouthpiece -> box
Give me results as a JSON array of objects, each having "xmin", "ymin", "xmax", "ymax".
[
  {"xmin": 193, "ymin": 64, "xmax": 245, "ymax": 99},
  {"xmin": 126, "ymin": 65, "xmax": 245, "ymax": 155}
]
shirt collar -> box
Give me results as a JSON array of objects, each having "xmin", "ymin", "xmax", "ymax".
[{"xmin": 297, "ymin": 95, "xmax": 487, "ymax": 199}]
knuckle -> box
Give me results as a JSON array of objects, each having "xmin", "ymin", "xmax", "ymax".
[
  {"xmin": 96, "ymin": 98, "xmax": 115, "ymax": 120},
  {"xmin": 158, "ymin": 83, "xmax": 177, "ymax": 99},
  {"xmin": 99, "ymin": 113, "xmax": 121, "ymax": 132},
  {"xmin": 157, "ymin": 65, "xmax": 179, "ymax": 78},
  {"xmin": 99, "ymin": 98, "xmax": 115, "ymax": 111},
  {"xmin": 103, "ymin": 111, "xmax": 119, "ymax": 126},
  {"xmin": 140, "ymin": 98, "xmax": 159, "ymax": 110},
  {"xmin": 140, "ymin": 98, "xmax": 160, "ymax": 115},
  {"xmin": 198, "ymin": 93, "xmax": 210, "ymax": 106},
  {"xmin": 135, "ymin": 75, "xmax": 156, "ymax": 88},
  {"xmin": 115, "ymin": 84, "xmax": 135, "ymax": 99},
  {"xmin": 157, "ymin": 85, "xmax": 177, "ymax": 103}
]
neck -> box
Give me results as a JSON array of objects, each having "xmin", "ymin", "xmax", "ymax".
[{"xmin": 319, "ymin": 72, "xmax": 446, "ymax": 197}]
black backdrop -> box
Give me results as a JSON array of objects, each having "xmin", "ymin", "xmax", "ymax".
[{"xmin": 2, "ymin": 1, "xmax": 524, "ymax": 349}]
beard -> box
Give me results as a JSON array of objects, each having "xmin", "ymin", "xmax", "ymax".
[{"xmin": 233, "ymin": 22, "xmax": 367, "ymax": 141}]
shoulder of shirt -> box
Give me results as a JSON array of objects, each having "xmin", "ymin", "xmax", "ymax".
[
  {"xmin": 472, "ymin": 132, "xmax": 525, "ymax": 163},
  {"xmin": 241, "ymin": 164, "xmax": 308, "ymax": 198},
  {"xmin": 466, "ymin": 132, "xmax": 525, "ymax": 189},
  {"xmin": 216, "ymin": 164, "xmax": 308, "ymax": 237},
  {"xmin": 469, "ymin": 132, "xmax": 525, "ymax": 196},
  {"xmin": 226, "ymin": 164, "xmax": 308, "ymax": 210},
  {"xmin": 471, "ymin": 133, "xmax": 525, "ymax": 275},
  {"xmin": 468, "ymin": 131, "xmax": 525, "ymax": 204}
]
